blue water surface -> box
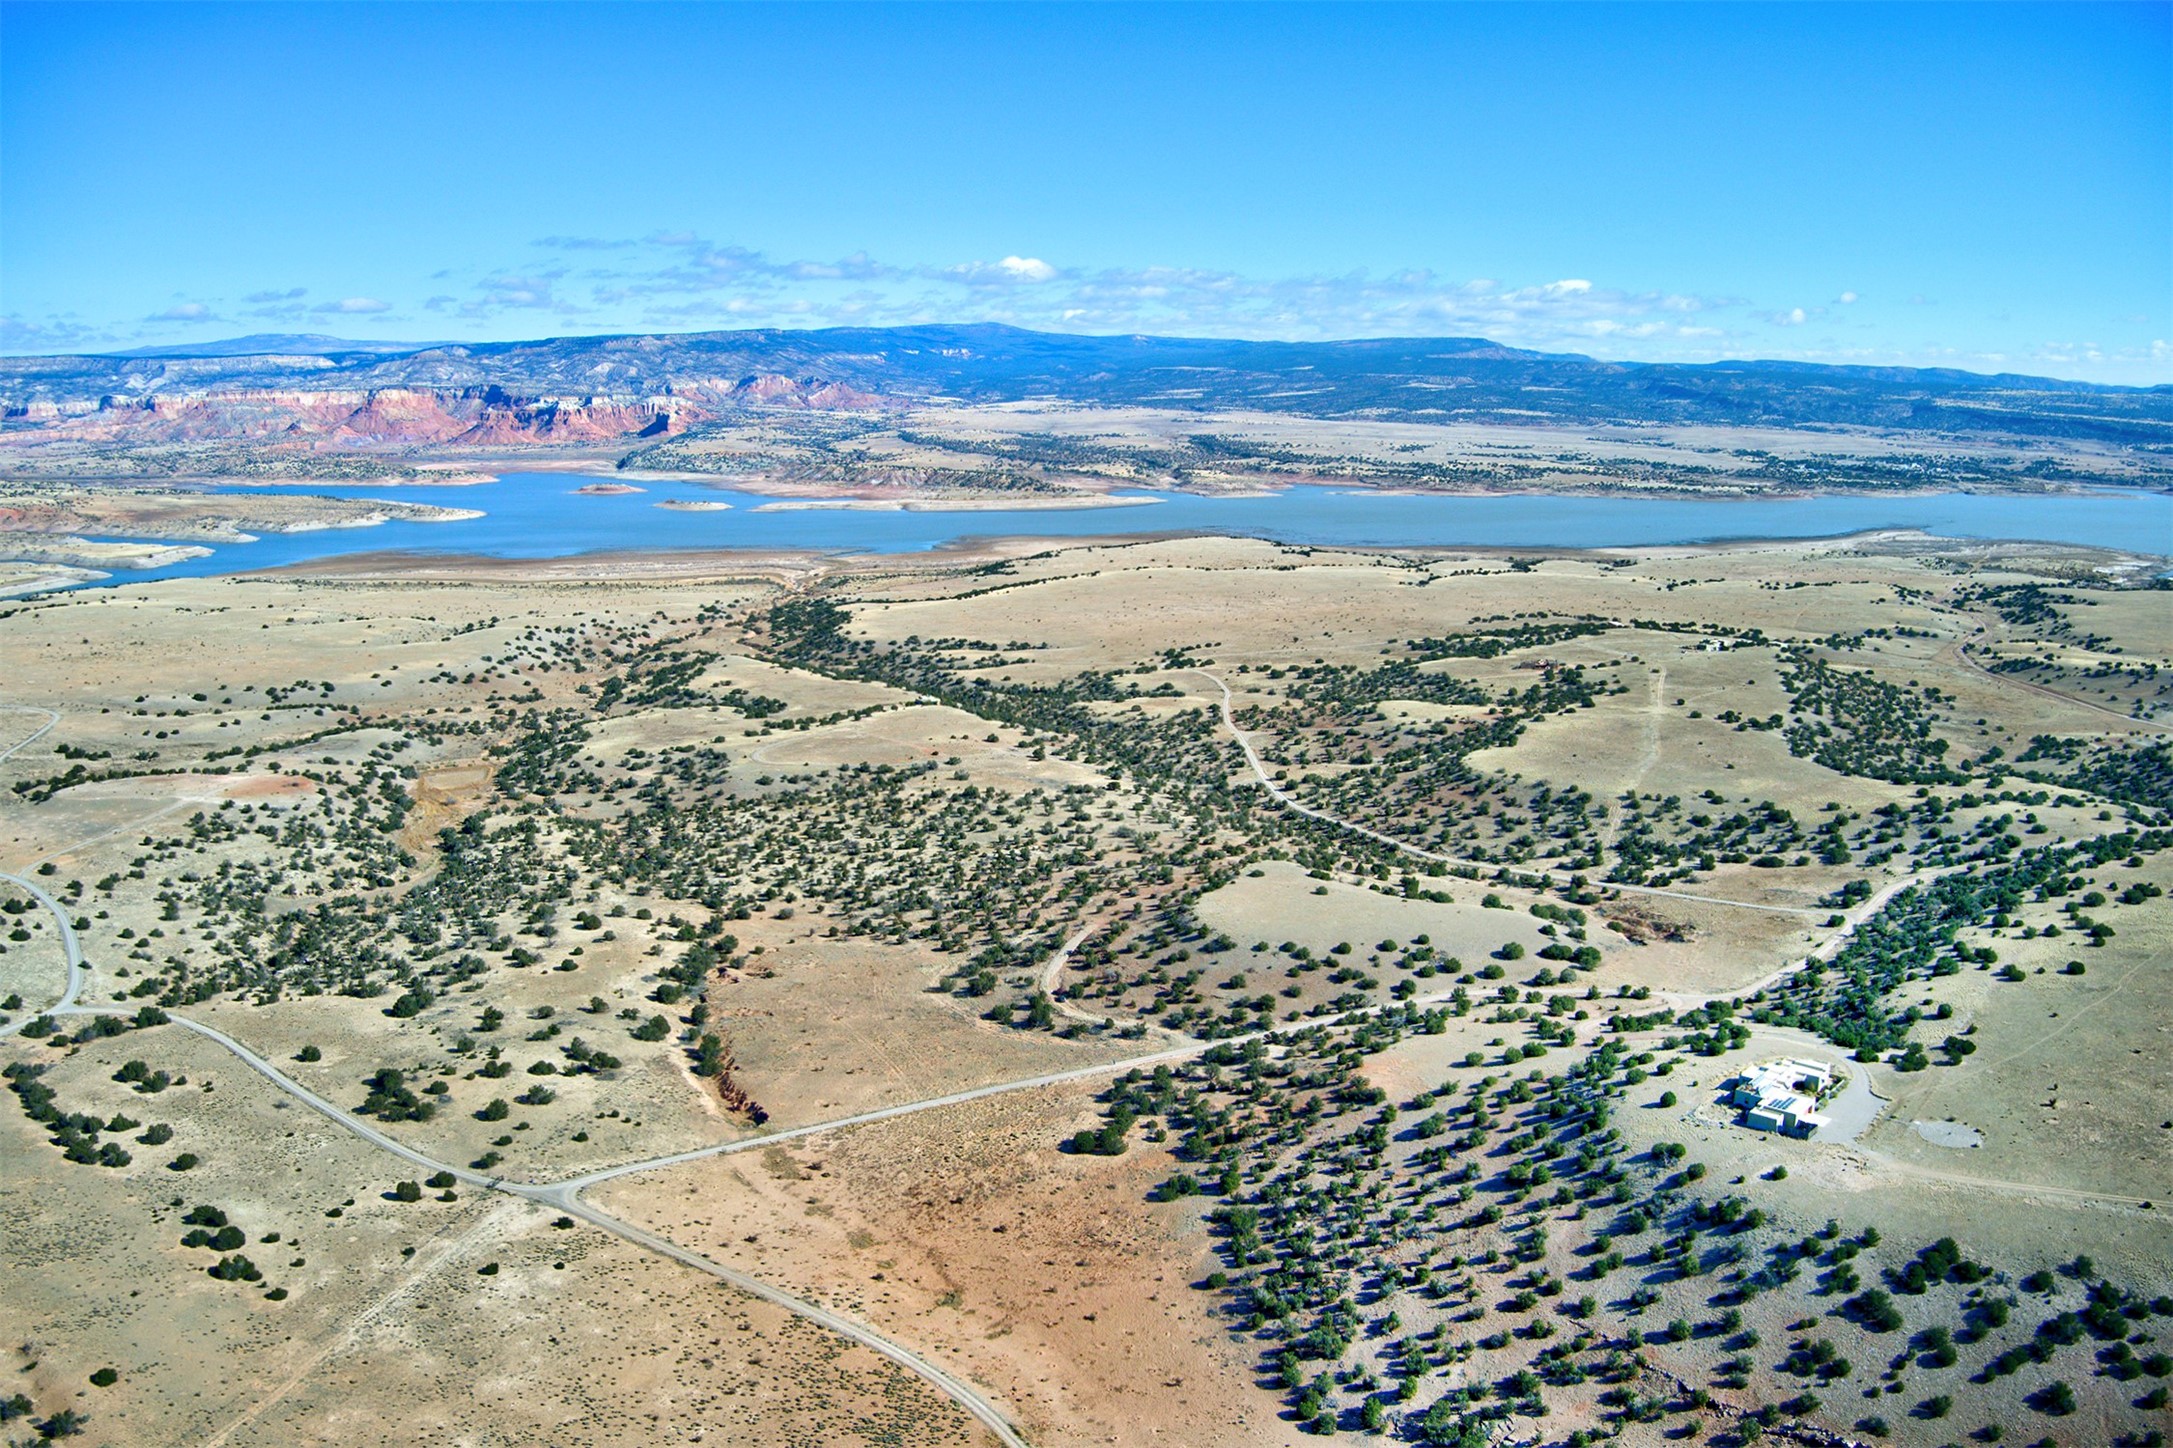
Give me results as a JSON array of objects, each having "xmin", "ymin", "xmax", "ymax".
[{"xmin": 63, "ymin": 476, "xmax": 2173, "ymax": 585}]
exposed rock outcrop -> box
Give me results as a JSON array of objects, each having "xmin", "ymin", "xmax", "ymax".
[{"xmin": 1, "ymin": 371, "xmax": 884, "ymax": 453}]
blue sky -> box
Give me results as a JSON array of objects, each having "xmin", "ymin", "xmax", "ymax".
[{"xmin": 3, "ymin": 2, "xmax": 2167, "ymax": 381}]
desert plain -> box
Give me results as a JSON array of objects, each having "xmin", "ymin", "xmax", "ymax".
[{"xmin": 1, "ymin": 527, "xmax": 2168, "ymax": 1448}]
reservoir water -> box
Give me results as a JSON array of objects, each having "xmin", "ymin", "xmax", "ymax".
[{"xmin": 59, "ymin": 476, "xmax": 2173, "ymax": 584}]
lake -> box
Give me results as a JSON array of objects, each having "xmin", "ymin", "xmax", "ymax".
[{"xmin": 61, "ymin": 476, "xmax": 2173, "ymax": 584}]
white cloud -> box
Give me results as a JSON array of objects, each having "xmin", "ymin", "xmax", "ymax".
[
  {"xmin": 940, "ymin": 256, "xmax": 1069, "ymax": 288},
  {"xmin": 1, "ymin": 314, "xmax": 113, "ymax": 351},
  {"xmin": 461, "ymin": 273, "xmax": 579, "ymax": 316},
  {"xmin": 91, "ymin": 230, "xmax": 2158, "ymax": 379},
  {"xmin": 494, "ymin": 236, "xmax": 1746, "ymax": 352},
  {"xmin": 534, "ymin": 235, "xmax": 637, "ymax": 251}
]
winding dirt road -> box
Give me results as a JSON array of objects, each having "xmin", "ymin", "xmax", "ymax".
[
  {"xmin": 0, "ymin": 706, "xmax": 60, "ymax": 764},
  {"xmin": 3, "ymin": 663, "xmax": 2158, "ymax": 1446},
  {"xmin": 0, "ymin": 868, "xmax": 84, "ymax": 1035},
  {"xmin": 1194, "ymin": 669, "xmax": 1819, "ymax": 918}
]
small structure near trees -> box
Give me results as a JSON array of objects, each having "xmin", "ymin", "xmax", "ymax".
[{"xmin": 1726, "ymin": 1057, "xmax": 1835, "ymax": 1137}]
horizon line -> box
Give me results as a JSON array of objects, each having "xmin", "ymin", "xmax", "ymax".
[{"xmin": 4, "ymin": 320, "xmax": 2163, "ymax": 392}]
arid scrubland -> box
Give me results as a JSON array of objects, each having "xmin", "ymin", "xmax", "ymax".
[{"xmin": 1, "ymin": 531, "xmax": 2167, "ymax": 1447}]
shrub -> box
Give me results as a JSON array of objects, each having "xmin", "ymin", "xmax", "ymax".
[
  {"xmin": 1846, "ymin": 1289, "xmax": 1905, "ymax": 1332},
  {"xmin": 2033, "ymin": 1380, "xmax": 2075, "ymax": 1415},
  {"xmin": 207, "ymin": 1254, "xmax": 260, "ymax": 1282}
]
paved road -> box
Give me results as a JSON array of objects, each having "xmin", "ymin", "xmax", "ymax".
[
  {"xmin": 0, "ymin": 869, "xmax": 84, "ymax": 1036},
  {"xmin": 1192, "ymin": 671, "xmax": 1820, "ymax": 919}
]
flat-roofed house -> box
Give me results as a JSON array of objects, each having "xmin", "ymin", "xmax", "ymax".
[{"xmin": 1728, "ymin": 1059, "xmax": 1835, "ymax": 1138}]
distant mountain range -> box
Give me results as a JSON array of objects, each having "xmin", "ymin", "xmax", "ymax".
[
  {"xmin": 4, "ymin": 324, "xmax": 2167, "ymax": 450},
  {"xmin": 105, "ymin": 334, "xmax": 455, "ymax": 359}
]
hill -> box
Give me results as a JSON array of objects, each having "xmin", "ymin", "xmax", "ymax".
[{"xmin": 5, "ymin": 324, "xmax": 2167, "ymax": 445}]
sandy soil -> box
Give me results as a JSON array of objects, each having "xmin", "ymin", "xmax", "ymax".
[
  {"xmin": 0, "ymin": 483, "xmax": 480, "ymax": 546},
  {"xmin": 602, "ymin": 1082, "xmax": 1290, "ymax": 1448},
  {"xmin": 3, "ymin": 533, "xmax": 2167, "ymax": 1448},
  {"xmin": 0, "ymin": 1027, "xmax": 977, "ymax": 1448},
  {"xmin": 0, "ymin": 537, "xmax": 214, "ymax": 570}
]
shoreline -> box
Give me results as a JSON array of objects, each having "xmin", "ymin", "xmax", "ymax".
[
  {"xmin": 747, "ymin": 493, "xmax": 1159, "ymax": 514},
  {"xmin": 11, "ymin": 463, "xmax": 2168, "ymax": 505},
  {"xmin": 545, "ymin": 463, "xmax": 2173, "ymax": 505},
  {"xmin": 198, "ymin": 525, "xmax": 2168, "ymax": 589},
  {"xmin": 6, "ymin": 486, "xmax": 2166, "ymax": 596}
]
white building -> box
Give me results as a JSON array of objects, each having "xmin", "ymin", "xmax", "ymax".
[{"xmin": 1727, "ymin": 1058, "xmax": 1834, "ymax": 1138}]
